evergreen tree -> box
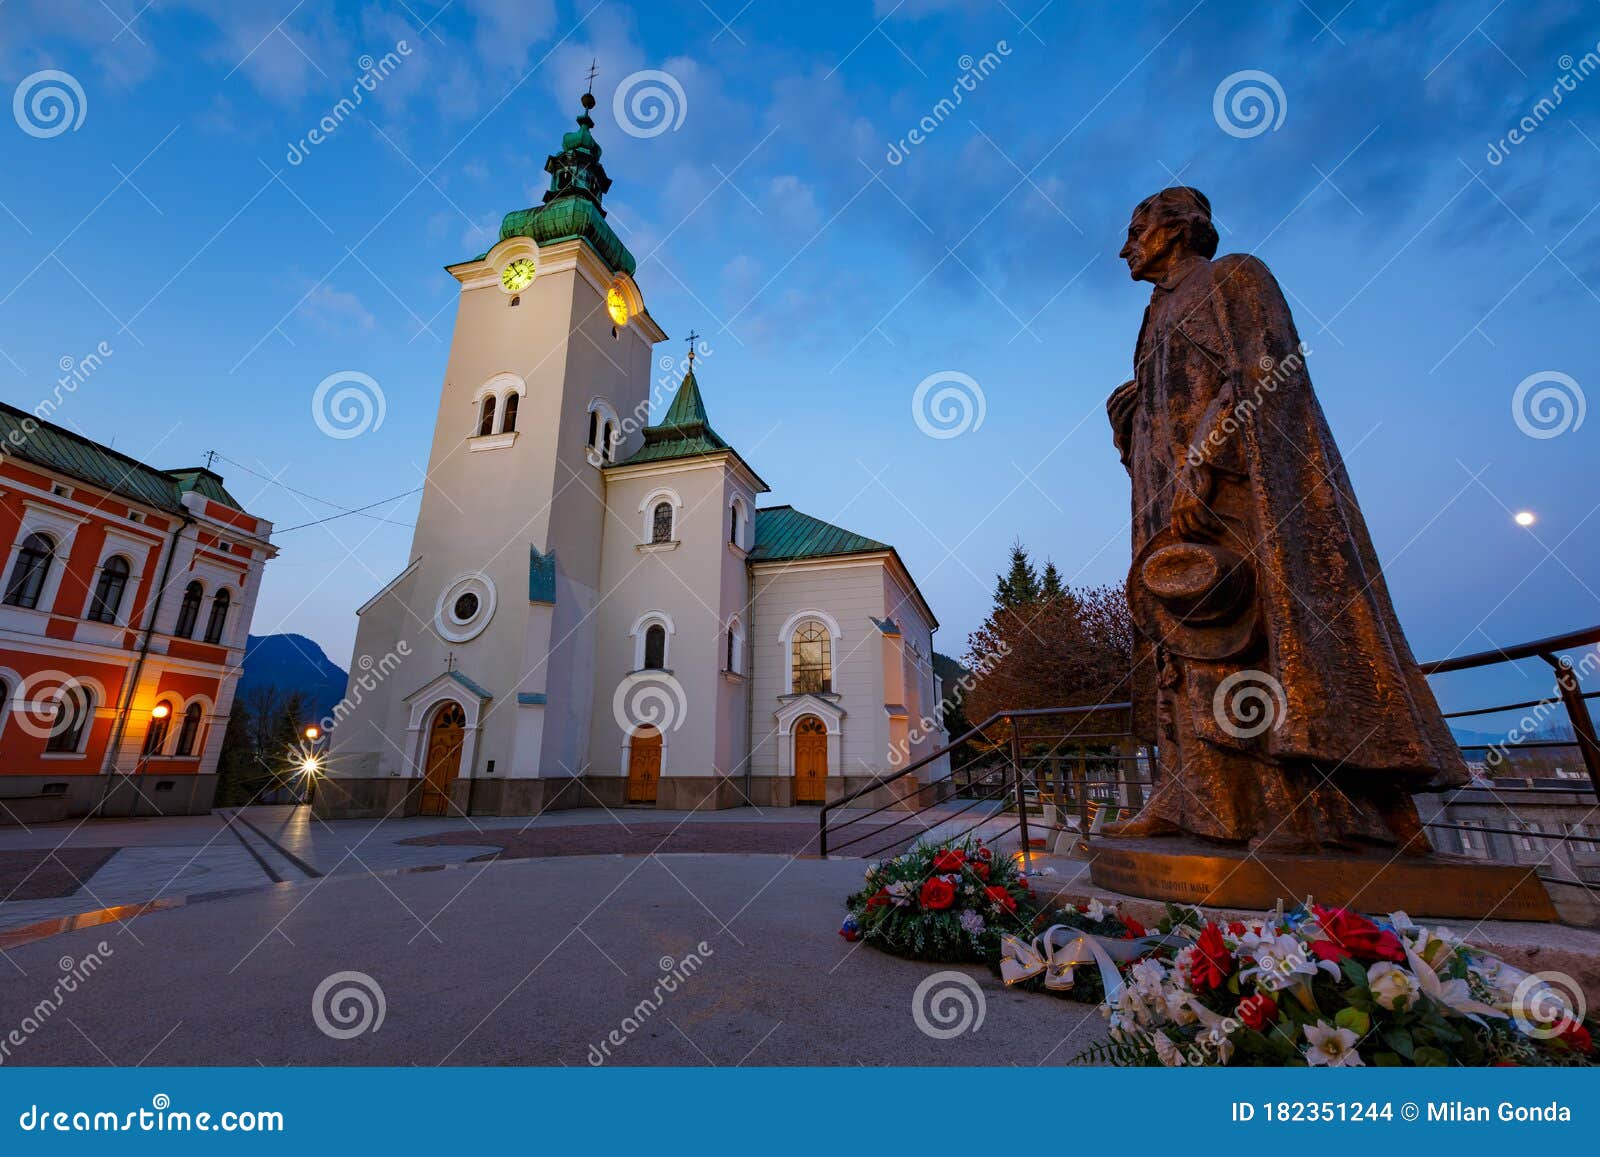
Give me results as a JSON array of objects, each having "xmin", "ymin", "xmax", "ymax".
[
  {"xmin": 993, "ymin": 540, "xmax": 1041, "ymax": 611},
  {"xmin": 1039, "ymin": 560, "xmax": 1066, "ymax": 603}
]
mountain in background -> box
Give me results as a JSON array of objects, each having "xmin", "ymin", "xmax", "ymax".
[{"xmin": 239, "ymin": 634, "xmax": 349, "ymax": 720}]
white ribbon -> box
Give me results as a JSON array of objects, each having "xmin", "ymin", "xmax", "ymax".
[{"xmin": 1000, "ymin": 924, "xmax": 1187, "ymax": 1001}]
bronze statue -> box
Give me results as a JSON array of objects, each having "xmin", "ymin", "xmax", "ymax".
[{"xmin": 1103, "ymin": 188, "xmax": 1465, "ymax": 854}]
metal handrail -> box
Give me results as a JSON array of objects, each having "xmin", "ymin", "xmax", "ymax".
[{"xmin": 1418, "ymin": 623, "xmax": 1600, "ymax": 674}]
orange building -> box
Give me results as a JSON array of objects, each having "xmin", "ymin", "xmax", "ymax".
[{"xmin": 0, "ymin": 402, "xmax": 275, "ymax": 823}]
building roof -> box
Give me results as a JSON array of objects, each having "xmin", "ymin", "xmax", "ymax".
[
  {"xmin": 0, "ymin": 400, "xmax": 245, "ymax": 514},
  {"xmin": 612, "ymin": 368, "xmax": 769, "ymax": 489},
  {"xmin": 751, "ymin": 505, "xmax": 891, "ymax": 562}
]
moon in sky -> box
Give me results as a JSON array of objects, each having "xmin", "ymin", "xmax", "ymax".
[{"xmin": 1514, "ymin": 511, "xmax": 1536, "ymax": 527}]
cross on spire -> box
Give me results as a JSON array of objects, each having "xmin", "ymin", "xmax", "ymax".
[
  {"xmin": 585, "ymin": 58, "xmax": 598, "ymax": 94},
  {"xmin": 685, "ymin": 330, "xmax": 700, "ymax": 367}
]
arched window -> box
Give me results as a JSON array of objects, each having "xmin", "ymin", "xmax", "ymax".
[
  {"xmin": 87, "ymin": 555, "xmax": 130, "ymax": 623},
  {"xmin": 478, "ymin": 395, "xmax": 497, "ymax": 437},
  {"xmin": 174, "ymin": 581, "xmax": 203, "ymax": 638},
  {"xmin": 643, "ymin": 624, "xmax": 667, "ymax": 670},
  {"xmin": 44, "ymin": 685, "xmax": 91, "ymax": 754},
  {"xmin": 203, "ymin": 588, "xmax": 231, "ymax": 645},
  {"xmin": 501, "ymin": 392, "xmax": 519, "ymax": 434},
  {"xmin": 726, "ymin": 617, "xmax": 744, "ymax": 675},
  {"xmin": 175, "ymin": 703, "xmax": 203, "ymax": 756},
  {"xmin": 588, "ymin": 410, "xmax": 600, "ymax": 449},
  {"xmin": 651, "ymin": 502, "xmax": 674, "ymax": 544},
  {"xmin": 729, "ymin": 504, "xmax": 739, "ymax": 545},
  {"xmin": 791, "ymin": 618, "xmax": 833, "ymax": 695},
  {"xmin": 143, "ymin": 701, "xmax": 174, "ymax": 756},
  {"xmin": 4, "ymin": 532, "xmax": 55, "ymax": 609}
]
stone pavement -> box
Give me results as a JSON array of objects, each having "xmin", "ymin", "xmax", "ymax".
[{"xmin": 0, "ymin": 853, "xmax": 1107, "ymax": 1065}]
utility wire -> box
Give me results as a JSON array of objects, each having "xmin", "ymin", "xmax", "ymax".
[
  {"xmin": 208, "ymin": 451, "xmax": 420, "ymax": 534},
  {"xmin": 273, "ymin": 487, "xmax": 424, "ymax": 533}
]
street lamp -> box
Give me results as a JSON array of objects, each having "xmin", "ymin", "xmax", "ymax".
[{"xmin": 304, "ymin": 724, "xmax": 320, "ymax": 741}]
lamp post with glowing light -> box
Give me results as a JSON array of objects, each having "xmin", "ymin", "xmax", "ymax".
[
  {"xmin": 299, "ymin": 724, "xmax": 324, "ymax": 807},
  {"xmin": 133, "ymin": 702, "xmax": 172, "ymax": 816}
]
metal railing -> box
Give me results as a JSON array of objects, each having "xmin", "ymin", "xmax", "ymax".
[{"xmin": 820, "ymin": 624, "xmax": 1600, "ymax": 890}]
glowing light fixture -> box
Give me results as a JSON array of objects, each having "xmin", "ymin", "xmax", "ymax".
[
  {"xmin": 304, "ymin": 725, "xmax": 321, "ymax": 741},
  {"xmin": 150, "ymin": 703, "xmax": 170, "ymax": 720}
]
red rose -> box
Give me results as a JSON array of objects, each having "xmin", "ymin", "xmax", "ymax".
[
  {"xmin": 985, "ymin": 885, "xmax": 1017, "ymax": 913},
  {"xmin": 1187, "ymin": 922, "xmax": 1233, "ymax": 991},
  {"xmin": 1310, "ymin": 906, "xmax": 1405, "ymax": 963},
  {"xmin": 1227, "ymin": 921, "xmax": 1246, "ymax": 936},
  {"xmin": 1555, "ymin": 1020, "xmax": 1594, "ymax": 1054},
  {"xmin": 919, "ymin": 876, "xmax": 957, "ymax": 910},
  {"xmin": 866, "ymin": 887, "xmax": 891, "ymax": 910},
  {"xmin": 1237, "ymin": 993, "xmax": 1278, "ymax": 1031},
  {"xmin": 976, "ymin": 845, "xmax": 993, "ymax": 862},
  {"xmin": 1122, "ymin": 915, "xmax": 1148, "ymax": 939},
  {"xmin": 931, "ymin": 848, "xmax": 966, "ymax": 872}
]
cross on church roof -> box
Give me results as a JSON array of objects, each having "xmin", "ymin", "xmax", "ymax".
[
  {"xmin": 686, "ymin": 330, "xmax": 700, "ymax": 367},
  {"xmin": 585, "ymin": 59, "xmax": 598, "ymax": 94}
]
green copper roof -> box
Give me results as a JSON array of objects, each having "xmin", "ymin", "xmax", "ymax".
[
  {"xmin": 0, "ymin": 400, "xmax": 244, "ymax": 514},
  {"xmin": 615, "ymin": 368, "xmax": 732, "ymax": 465},
  {"xmin": 751, "ymin": 506, "xmax": 891, "ymax": 562}
]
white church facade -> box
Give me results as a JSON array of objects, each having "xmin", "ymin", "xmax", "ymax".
[{"xmin": 321, "ymin": 93, "xmax": 947, "ymax": 817}]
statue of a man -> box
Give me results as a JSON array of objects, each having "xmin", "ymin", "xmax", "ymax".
[{"xmin": 1104, "ymin": 187, "xmax": 1465, "ymax": 854}]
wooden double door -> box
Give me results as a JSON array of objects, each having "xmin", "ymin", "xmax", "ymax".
[
  {"xmin": 420, "ymin": 702, "xmax": 466, "ymax": 816},
  {"xmin": 794, "ymin": 715, "xmax": 828, "ymax": 804},
  {"xmin": 628, "ymin": 727, "xmax": 662, "ymax": 803}
]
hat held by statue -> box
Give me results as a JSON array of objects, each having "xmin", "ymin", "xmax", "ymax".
[{"xmin": 1128, "ymin": 528, "xmax": 1259, "ymax": 661}]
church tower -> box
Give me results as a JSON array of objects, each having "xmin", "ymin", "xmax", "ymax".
[{"xmin": 323, "ymin": 91, "xmax": 666, "ymax": 817}]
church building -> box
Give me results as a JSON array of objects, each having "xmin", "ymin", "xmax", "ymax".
[{"xmin": 321, "ymin": 93, "xmax": 947, "ymax": 817}]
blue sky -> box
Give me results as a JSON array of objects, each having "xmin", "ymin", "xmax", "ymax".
[{"xmin": 2, "ymin": 0, "xmax": 1597, "ymax": 724}]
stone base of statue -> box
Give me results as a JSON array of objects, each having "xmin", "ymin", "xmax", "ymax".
[{"xmin": 1087, "ymin": 836, "xmax": 1558, "ymax": 922}]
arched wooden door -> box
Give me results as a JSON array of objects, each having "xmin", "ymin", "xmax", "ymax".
[
  {"xmin": 628, "ymin": 727, "xmax": 662, "ymax": 803},
  {"xmin": 419, "ymin": 702, "xmax": 466, "ymax": 816},
  {"xmin": 794, "ymin": 715, "xmax": 828, "ymax": 804}
]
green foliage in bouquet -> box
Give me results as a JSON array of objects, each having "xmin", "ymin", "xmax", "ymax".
[{"xmin": 842, "ymin": 837, "xmax": 1037, "ymax": 962}]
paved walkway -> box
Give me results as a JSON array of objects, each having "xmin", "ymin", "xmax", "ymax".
[
  {"xmin": 0, "ymin": 803, "xmax": 1019, "ymax": 932},
  {"xmin": 0, "ymin": 854, "xmax": 1109, "ymax": 1066}
]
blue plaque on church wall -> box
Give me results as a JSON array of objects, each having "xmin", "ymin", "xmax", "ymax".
[{"xmin": 529, "ymin": 545, "xmax": 557, "ymax": 604}]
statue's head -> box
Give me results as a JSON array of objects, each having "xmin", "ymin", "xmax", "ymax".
[{"xmin": 1120, "ymin": 187, "xmax": 1218, "ymax": 283}]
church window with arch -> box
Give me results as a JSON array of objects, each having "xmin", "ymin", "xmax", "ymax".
[
  {"xmin": 651, "ymin": 502, "xmax": 674, "ymax": 544},
  {"xmin": 643, "ymin": 624, "xmax": 667, "ymax": 670},
  {"xmin": 790, "ymin": 619, "xmax": 832, "ymax": 695},
  {"xmin": 478, "ymin": 395, "xmax": 497, "ymax": 437}
]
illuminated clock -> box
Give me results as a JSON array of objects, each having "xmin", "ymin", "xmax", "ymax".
[
  {"xmin": 501, "ymin": 258, "xmax": 536, "ymax": 293},
  {"xmin": 606, "ymin": 285, "xmax": 630, "ymax": 326}
]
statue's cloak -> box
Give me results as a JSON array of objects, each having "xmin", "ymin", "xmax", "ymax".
[{"xmin": 1110, "ymin": 253, "xmax": 1465, "ymax": 785}]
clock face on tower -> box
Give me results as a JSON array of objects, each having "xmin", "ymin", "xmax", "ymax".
[
  {"xmin": 501, "ymin": 258, "xmax": 537, "ymax": 293},
  {"xmin": 606, "ymin": 285, "xmax": 630, "ymax": 326}
]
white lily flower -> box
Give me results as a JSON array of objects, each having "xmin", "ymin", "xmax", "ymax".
[
  {"xmin": 1240, "ymin": 933, "xmax": 1335, "ymax": 991},
  {"xmin": 1150, "ymin": 1030, "xmax": 1185, "ymax": 1067},
  {"xmin": 1303, "ymin": 1021, "xmax": 1363, "ymax": 1067},
  {"xmin": 1404, "ymin": 942, "xmax": 1506, "ymax": 1022},
  {"xmin": 1085, "ymin": 898, "xmax": 1108, "ymax": 922}
]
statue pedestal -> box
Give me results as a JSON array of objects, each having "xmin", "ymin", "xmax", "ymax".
[{"xmin": 1087, "ymin": 837, "xmax": 1558, "ymax": 922}]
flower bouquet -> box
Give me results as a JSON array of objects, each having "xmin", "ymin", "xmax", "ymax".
[
  {"xmin": 1079, "ymin": 904, "xmax": 1598, "ymax": 1068},
  {"xmin": 841, "ymin": 837, "xmax": 1036, "ymax": 962}
]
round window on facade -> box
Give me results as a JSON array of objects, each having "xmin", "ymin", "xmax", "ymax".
[
  {"xmin": 452, "ymin": 592, "xmax": 480, "ymax": 623},
  {"xmin": 435, "ymin": 573, "xmax": 497, "ymax": 643}
]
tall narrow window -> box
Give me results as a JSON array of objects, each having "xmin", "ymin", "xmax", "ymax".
[
  {"xmin": 87, "ymin": 556, "xmax": 130, "ymax": 623},
  {"xmin": 643, "ymin": 624, "xmax": 667, "ymax": 670},
  {"xmin": 729, "ymin": 504, "xmax": 739, "ymax": 545},
  {"xmin": 651, "ymin": 502, "xmax": 674, "ymax": 544},
  {"xmin": 791, "ymin": 619, "xmax": 833, "ymax": 695},
  {"xmin": 727, "ymin": 628, "xmax": 737, "ymax": 673},
  {"xmin": 44, "ymin": 686, "xmax": 91, "ymax": 754},
  {"xmin": 478, "ymin": 395, "xmax": 497, "ymax": 437},
  {"xmin": 4, "ymin": 532, "xmax": 54, "ymax": 609},
  {"xmin": 203, "ymin": 588, "xmax": 231, "ymax": 645},
  {"xmin": 175, "ymin": 703, "xmax": 203, "ymax": 756},
  {"xmin": 174, "ymin": 581, "xmax": 203, "ymax": 638},
  {"xmin": 502, "ymin": 392, "xmax": 519, "ymax": 434},
  {"xmin": 143, "ymin": 702, "xmax": 173, "ymax": 756},
  {"xmin": 588, "ymin": 410, "xmax": 600, "ymax": 449}
]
